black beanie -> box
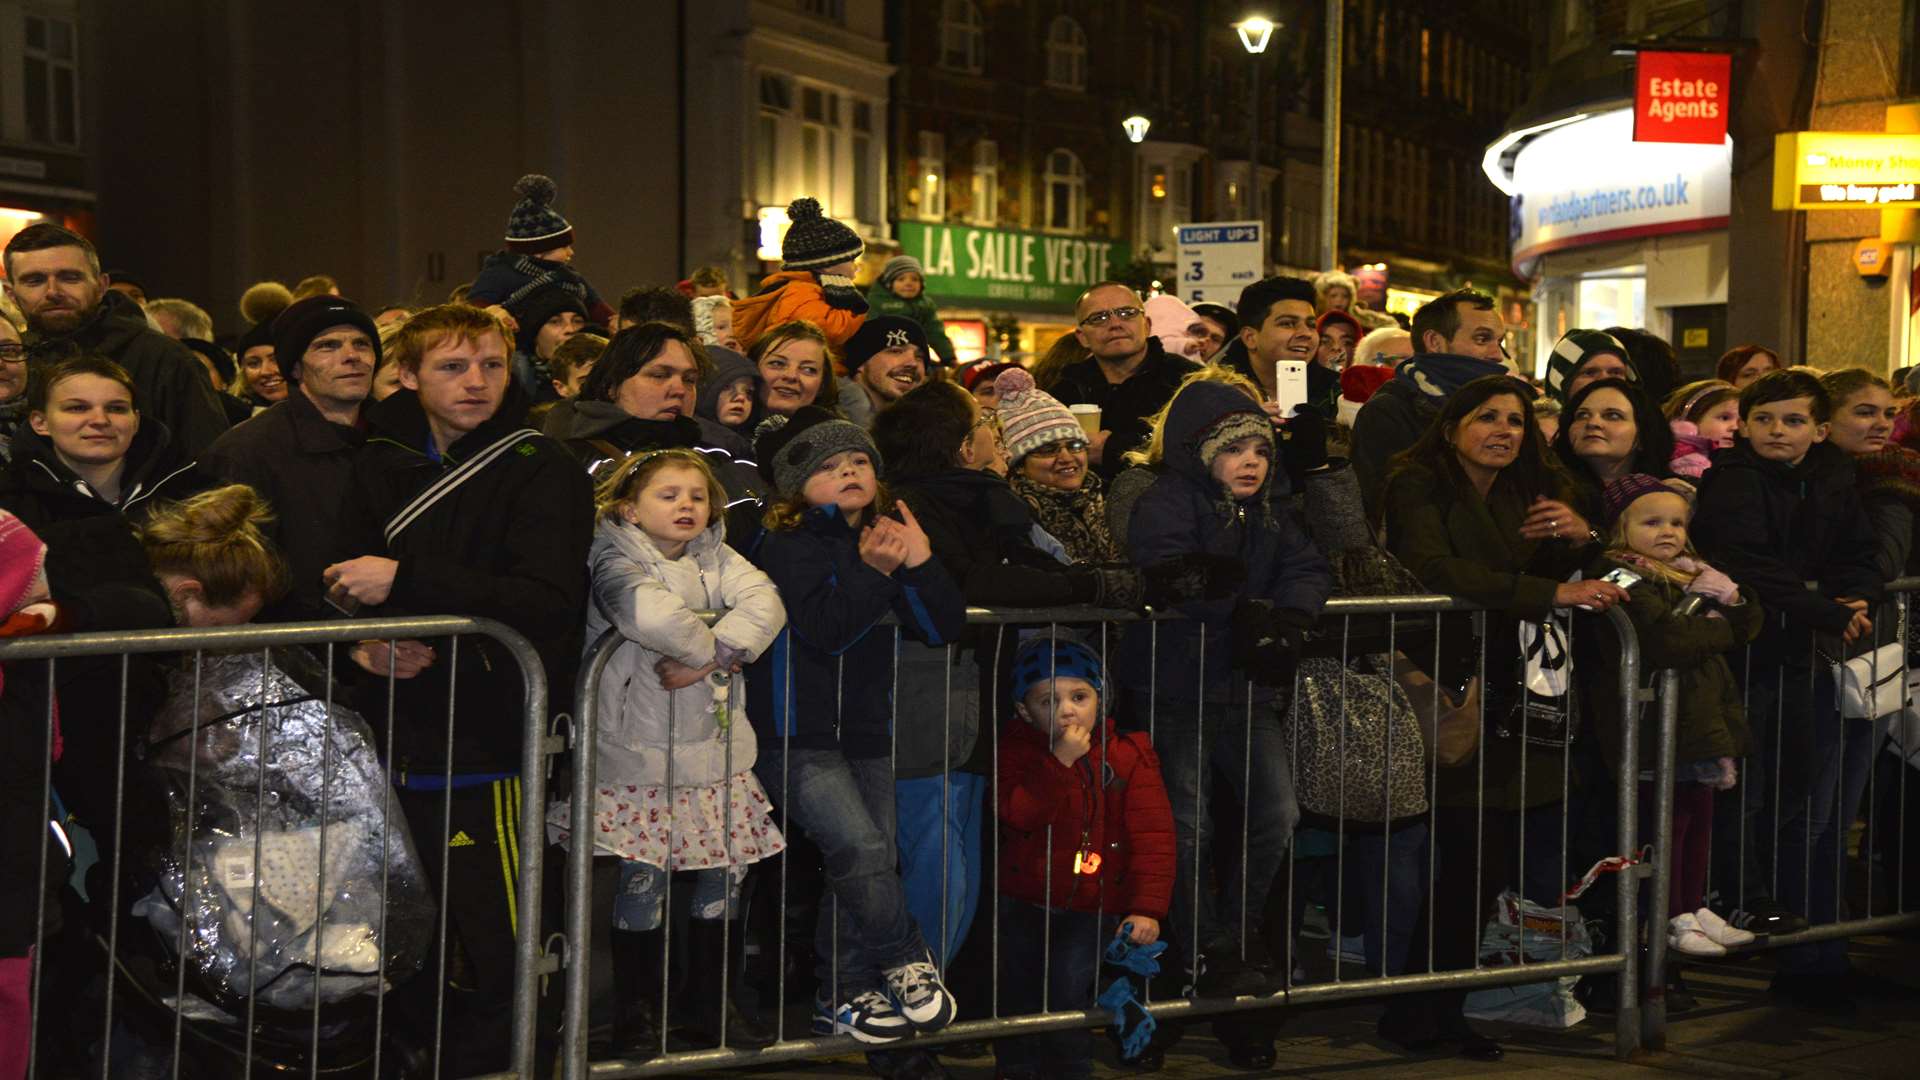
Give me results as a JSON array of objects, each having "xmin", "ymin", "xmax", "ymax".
[
  {"xmin": 182, "ymin": 337, "xmax": 236, "ymax": 385},
  {"xmin": 272, "ymin": 295, "xmax": 381, "ymax": 380},
  {"xmin": 237, "ymin": 318, "xmax": 277, "ymax": 358},
  {"xmin": 844, "ymin": 315, "xmax": 929, "ymax": 370},
  {"xmin": 780, "ymin": 197, "xmax": 864, "ymax": 272},
  {"xmin": 509, "ymin": 286, "xmax": 590, "ymax": 356}
]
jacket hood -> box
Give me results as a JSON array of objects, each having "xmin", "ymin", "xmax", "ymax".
[
  {"xmin": 1160, "ymin": 380, "xmax": 1274, "ymax": 500},
  {"xmin": 694, "ymin": 346, "xmax": 761, "ymax": 425},
  {"xmin": 544, "ymin": 397, "xmax": 704, "ymax": 446},
  {"xmin": 11, "ymin": 412, "xmax": 187, "ymax": 508},
  {"xmin": 593, "ymin": 507, "xmax": 726, "ymax": 572}
]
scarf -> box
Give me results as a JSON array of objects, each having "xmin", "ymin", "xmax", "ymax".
[
  {"xmin": 1393, "ymin": 353, "xmax": 1510, "ymax": 402},
  {"xmin": 1855, "ymin": 446, "xmax": 1920, "ymax": 512},
  {"xmin": 1010, "ymin": 469, "xmax": 1123, "ymax": 565}
]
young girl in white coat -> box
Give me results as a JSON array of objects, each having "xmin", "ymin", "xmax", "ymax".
[{"xmin": 550, "ymin": 448, "xmax": 787, "ymax": 1056}]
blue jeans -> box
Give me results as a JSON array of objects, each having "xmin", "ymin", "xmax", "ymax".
[
  {"xmin": 1153, "ymin": 700, "xmax": 1299, "ymax": 964},
  {"xmin": 895, "ymin": 772, "xmax": 985, "ymax": 967},
  {"xmin": 992, "ymin": 898, "xmax": 1112, "ymax": 1079},
  {"xmin": 755, "ymin": 746, "xmax": 928, "ymax": 995},
  {"xmin": 1345, "ymin": 822, "xmax": 1430, "ymax": 975}
]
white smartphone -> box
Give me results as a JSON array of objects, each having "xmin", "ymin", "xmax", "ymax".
[
  {"xmin": 1600, "ymin": 567, "xmax": 1642, "ymax": 590},
  {"xmin": 1272, "ymin": 361, "xmax": 1309, "ymax": 416}
]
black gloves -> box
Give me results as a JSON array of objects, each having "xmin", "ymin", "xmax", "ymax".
[
  {"xmin": 1140, "ymin": 554, "xmax": 1246, "ymax": 608},
  {"xmin": 1230, "ymin": 599, "xmax": 1315, "ymax": 687}
]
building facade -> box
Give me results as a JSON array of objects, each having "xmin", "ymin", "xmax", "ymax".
[{"xmin": 0, "ymin": 0, "xmax": 92, "ymax": 260}]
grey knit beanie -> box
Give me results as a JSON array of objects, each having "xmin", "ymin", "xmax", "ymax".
[
  {"xmin": 754, "ymin": 406, "xmax": 883, "ymax": 499},
  {"xmin": 879, "ymin": 255, "xmax": 925, "ymax": 290}
]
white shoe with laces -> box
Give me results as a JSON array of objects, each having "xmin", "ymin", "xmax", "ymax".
[
  {"xmin": 1692, "ymin": 906, "xmax": 1756, "ymax": 947},
  {"xmin": 883, "ymin": 952, "xmax": 957, "ymax": 1032},
  {"xmin": 1668, "ymin": 912, "xmax": 1728, "ymax": 957}
]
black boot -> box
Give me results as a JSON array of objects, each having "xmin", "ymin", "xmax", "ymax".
[
  {"xmin": 610, "ymin": 927, "xmax": 666, "ymax": 1059},
  {"xmin": 678, "ymin": 919, "xmax": 776, "ymax": 1048},
  {"xmin": 1432, "ymin": 992, "xmax": 1502, "ymax": 1062}
]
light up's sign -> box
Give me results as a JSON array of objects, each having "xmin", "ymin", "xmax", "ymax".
[{"xmin": 1772, "ymin": 131, "xmax": 1920, "ymax": 210}]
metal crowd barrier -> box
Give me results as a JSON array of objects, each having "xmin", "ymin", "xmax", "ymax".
[
  {"xmin": 556, "ymin": 596, "xmax": 1652, "ymax": 1078},
  {"xmin": 1, "ymin": 616, "xmax": 553, "ymax": 1080},
  {"xmin": 1638, "ymin": 577, "xmax": 1920, "ymax": 1048}
]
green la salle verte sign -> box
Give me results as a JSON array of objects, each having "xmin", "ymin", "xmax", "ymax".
[{"xmin": 897, "ymin": 222, "xmax": 1129, "ymax": 309}]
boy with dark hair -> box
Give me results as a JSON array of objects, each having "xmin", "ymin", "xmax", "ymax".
[
  {"xmin": 1692, "ymin": 368, "xmax": 1882, "ymax": 1007},
  {"xmin": 324, "ymin": 302, "xmax": 593, "ymax": 1075},
  {"xmin": 615, "ymin": 285, "xmax": 696, "ymax": 334}
]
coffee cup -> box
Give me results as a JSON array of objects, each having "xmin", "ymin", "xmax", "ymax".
[{"xmin": 1069, "ymin": 403, "xmax": 1101, "ymax": 436}]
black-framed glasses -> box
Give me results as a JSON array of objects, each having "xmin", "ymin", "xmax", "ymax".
[
  {"xmin": 1078, "ymin": 306, "xmax": 1142, "ymax": 327},
  {"xmin": 1031, "ymin": 437, "xmax": 1089, "ymax": 458}
]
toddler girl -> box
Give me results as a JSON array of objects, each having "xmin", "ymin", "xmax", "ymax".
[
  {"xmin": 550, "ymin": 448, "xmax": 787, "ymax": 1054},
  {"xmin": 1664, "ymin": 380, "xmax": 1740, "ymax": 478},
  {"xmin": 1592, "ymin": 474, "xmax": 1763, "ymax": 957}
]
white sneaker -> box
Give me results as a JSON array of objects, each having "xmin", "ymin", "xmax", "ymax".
[
  {"xmin": 882, "ymin": 952, "xmax": 957, "ymax": 1032},
  {"xmin": 1692, "ymin": 906, "xmax": 1755, "ymax": 947},
  {"xmin": 1668, "ymin": 913, "xmax": 1728, "ymax": 957}
]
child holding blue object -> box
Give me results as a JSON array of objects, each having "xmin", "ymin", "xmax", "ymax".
[
  {"xmin": 996, "ymin": 635, "xmax": 1175, "ymax": 1079},
  {"xmin": 745, "ymin": 406, "xmax": 968, "ymax": 1045}
]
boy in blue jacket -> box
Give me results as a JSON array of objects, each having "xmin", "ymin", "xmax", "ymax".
[
  {"xmin": 745, "ymin": 407, "xmax": 968, "ymax": 1045},
  {"xmin": 1118, "ymin": 375, "xmax": 1333, "ymax": 1014}
]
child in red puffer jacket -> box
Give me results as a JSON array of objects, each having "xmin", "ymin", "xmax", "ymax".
[{"xmin": 997, "ymin": 635, "xmax": 1174, "ymax": 1079}]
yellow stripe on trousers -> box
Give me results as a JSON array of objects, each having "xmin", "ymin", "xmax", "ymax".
[{"xmin": 493, "ymin": 780, "xmax": 519, "ymax": 934}]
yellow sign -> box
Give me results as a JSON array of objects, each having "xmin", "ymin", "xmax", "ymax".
[
  {"xmin": 1773, "ymin": 131, "xmax": 1920, "ymax": 210},
  {"xmin": 1682, "ymin": 327, "xmax": 1710, "ymax": 348}
]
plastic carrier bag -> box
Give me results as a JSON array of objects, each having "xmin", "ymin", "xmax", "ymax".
[
  {"xmin": 134, "ymin": 649, "xmax": 433, "ymax": 1010},
  {"xmin": 1463, "ymin": 890, "xmax": 1591, "ymax": 1029}
]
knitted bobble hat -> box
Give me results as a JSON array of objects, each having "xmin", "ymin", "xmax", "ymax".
[
  {"xmin": 780, "ymin": 196, "xmax": 864, "ymax": 272},
  {"xmin": 505, "ymin": 173, "xmax": 575, "ymax": 254},
  {"xmin": 879, "ymin": 255, "xmax": 925, "ymax": 290},
  {"xmin": 993, "ymin": 367, "xmax": 1081, "ymax": 465},
  {"xmin": 1601, "ymin": 472, "xmax": 1686, "ymax": 528},
  {"xmin": 1545, "ymin": 328, "xmax": 1634, "ymax": 404},
  {"xmin": 754, "ymin": 407, "xmax": 882, "ymax": 500}
]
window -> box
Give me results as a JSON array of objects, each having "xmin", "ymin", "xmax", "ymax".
[
  {"xmin": 970, "ymin": 140, "xmax": 999, "ymax": 224},
  {"xmin": 941, "ymin": 0, "xmax": 984, "ymax": 74},
  {"xmin": 755, "ymin": 74, "xmax": 794, "ymax": 205},
  {"xmin": 1044, "ymin": 149, "xmax": 1084, "ymax": 232},
  {"xmin": 918, "ymin": 131, "xmax": 947, "ymax": 221},
  {"xmin": 801, "ymin": 86, "xmax": 841, "ymax": 205},
  {"xmin": 22, "ymin": 13, "xmax": 80, "ymax": 147},
  {"xmin": 1419, "ymin": 28, "xmax": 1431, "ymax": 97},
  {"xmin": 1045, "ymin": 16, "xmax": 1087, "ymax": 90},
  {"xmin": 852, "ymin": 101, "xmax": 880, "ymax": 225},
  {"xmin": 799, "ymin": 0, "xmax": 845, "ymax": 20}
]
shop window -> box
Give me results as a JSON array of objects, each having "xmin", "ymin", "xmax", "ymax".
[
  {"xmin": 941, "ymin": 0, "xmax": 984, "ymax": 75},
  {"xmin": 1046, "ymin": 16, "xmax": 1087, "ymax": 91},
  {"xmin": 22, "ymin": 12, "xmax": 80, "ymax": 147},
  {"xmin": 1044, "ymin": 149, "xmax": 1085, "ymax": 233}
]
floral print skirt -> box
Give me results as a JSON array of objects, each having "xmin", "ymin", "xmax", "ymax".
[{"xmin": 547, "ymin": 770, "xmax": 786, "ymax": 871}]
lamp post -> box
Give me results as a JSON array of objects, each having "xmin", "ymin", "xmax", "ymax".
[
  {"xmin": 1122, "ymin": 114, "xmax": 1152, "ymax": 143},
  {"xmin": 1235, "ymin": 16, "xmax": 1274, "ymax": 248},
  {"xmin": 1321, "ymin": 0, "xmax": 1341, "ymax": 271}
]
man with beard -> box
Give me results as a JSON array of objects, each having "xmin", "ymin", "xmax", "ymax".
[
  {"xmin": 2, "ymin": 222, "xmax": 229, "ymax": 455},
  {"xmin": 202, "ymin": 295, "xmax": 377, "ymax": 618},
  {"xmin": 837, "ymin": 315, "xmax": 928, "ymax": 427},
  {"xmin": 1049, "ymin": 282, "xmax": 1202, "ymax": 478}
]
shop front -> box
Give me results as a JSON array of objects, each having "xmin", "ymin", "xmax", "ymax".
[
  {"xmin": 1488, "ymin": 106, "xmax": 1732, "ymax": 379},
  {"xmin": 894, "ymin": 221, "xmax": 1130, "ymax": 365}
]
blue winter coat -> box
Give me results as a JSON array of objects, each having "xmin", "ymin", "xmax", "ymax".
[
  {"xmin": 746, "ymin": 504, "xmax": 968, "ymax": 756},
  {"xmin": 1118, "ymin": 382, "xmax": 1334, "ymax": 705}
]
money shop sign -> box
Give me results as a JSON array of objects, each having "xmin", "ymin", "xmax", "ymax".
[{"xmin": 897, "ymin": 222, "xmax": 1129, "ymax": 308}]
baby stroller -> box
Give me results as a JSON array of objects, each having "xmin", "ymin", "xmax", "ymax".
[{"xmin": 111, "ymin": 647, "xmax": 435, "ymax": 1078}]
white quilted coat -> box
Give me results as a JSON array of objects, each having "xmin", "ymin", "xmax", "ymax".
[{"xmin": 584, "ymin": 515, "xmax": 786, "ymax": 788}]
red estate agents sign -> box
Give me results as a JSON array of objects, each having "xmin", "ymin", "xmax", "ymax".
[{"xmin": 1634, "ymin": 51, "xmax": 1731, "ymax": 144}]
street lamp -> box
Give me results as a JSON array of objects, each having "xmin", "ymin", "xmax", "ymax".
[
  {"xmin": 1235, "ymin": 16, "xmax": 1276, "ymax": 242},
  {"xmin": 1122, "ymin": 114, "xmax": 1152, "ymax": 143}
]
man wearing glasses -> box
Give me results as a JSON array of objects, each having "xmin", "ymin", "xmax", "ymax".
[
  {"xmin": 0, "ymin": 318, "xmax": 26, "ymax": 460},
  {"xmin": 1049, "ymin": 282, "xmax": 1202, "ymax": 478}
]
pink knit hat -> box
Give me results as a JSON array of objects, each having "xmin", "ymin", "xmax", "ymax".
[{"xmin": 993, "ymin": 368, "xmax": 1082, "ymax": 464}]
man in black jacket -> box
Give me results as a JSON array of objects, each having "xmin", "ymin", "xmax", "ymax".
[
  {"xmin": 325, "ymin": 303, "xmax": 592, "ymax": 1075},
  {"xmin": 1350, "ymin": 288, "xmax": 1509, "ymax": 518},
  {"xmin": 202, "ymin": 295, "xmax": 376, "ymax": 618},
  {"xmin": 1049, "ymin": 282, "xmax": 1201, "ymax": 477},
  {"xmin": 3, "ymin": 222, "xmax": 230, "ymax": 455}
]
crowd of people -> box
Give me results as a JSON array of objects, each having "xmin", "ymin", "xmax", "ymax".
[{"xmin": 1, "ymin": 179, "xmax": 1917, "ymax": 1080}]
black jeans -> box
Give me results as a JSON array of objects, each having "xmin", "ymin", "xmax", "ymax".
[{"xmin": 992, "ymin": 898, "xmax": 1116, "ymax": 1079}]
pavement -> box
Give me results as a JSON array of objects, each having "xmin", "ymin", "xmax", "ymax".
[{"xmin": 699, "ymin": 930, "xmax": 1920, "ymax": 1078}]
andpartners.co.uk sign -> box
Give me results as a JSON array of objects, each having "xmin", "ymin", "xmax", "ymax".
[
  {"xmin": 896, "ymin": 222, "xmax": 1129, "ymax": 309},
  {"xmin": 1507, "ymin": 107, "xmax": 1731, "ymax": 272}
]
